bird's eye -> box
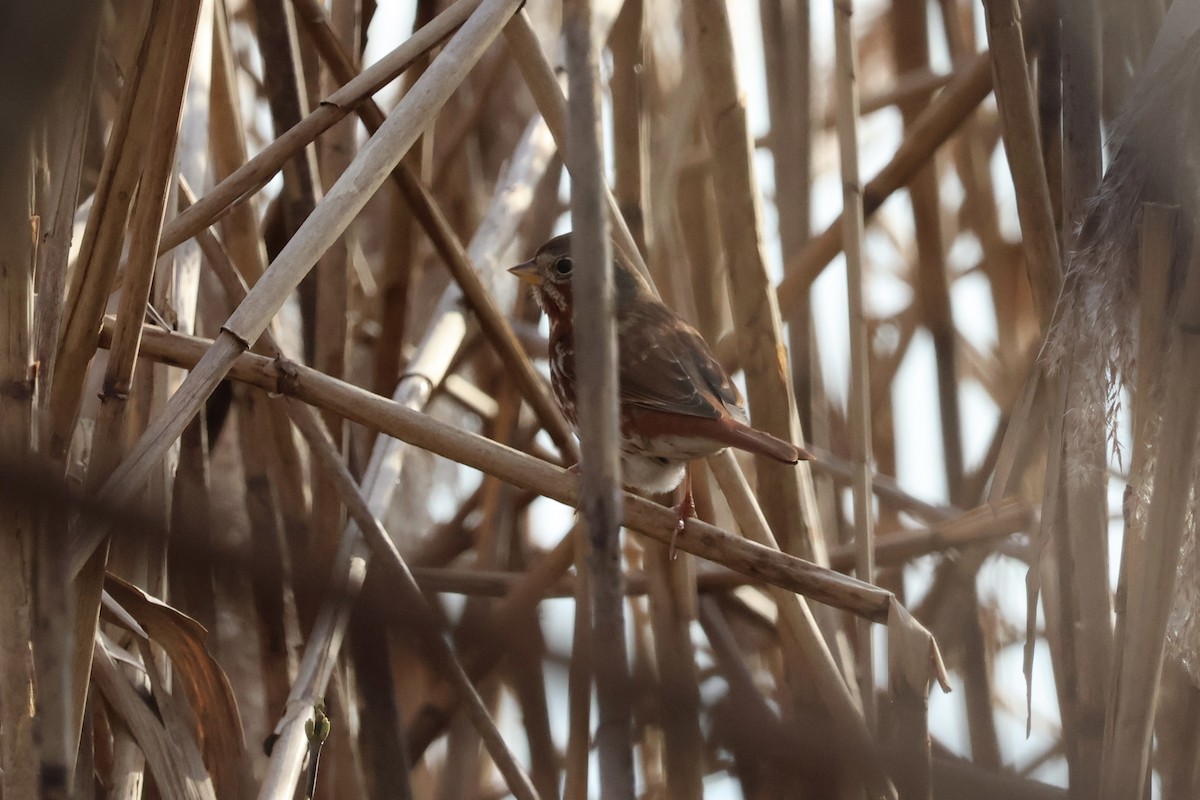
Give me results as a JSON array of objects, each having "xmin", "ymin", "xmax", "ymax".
[{"xmin": 553, "ymin": 257, "xmax": 573, "ymax": 276}]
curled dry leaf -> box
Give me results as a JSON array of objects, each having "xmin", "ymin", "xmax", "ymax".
[
  {"xmin": 888, "ymin": 598, "xmax": 951, "ymax": 695},
  {"xmin": 103, "ymin": 573, "xmax": 244, "ymax": 799}
]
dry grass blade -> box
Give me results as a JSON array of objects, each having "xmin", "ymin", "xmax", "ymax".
[
  {"xmin": 102, "ymin": 575, "xmax": 245, "ymax": 798},
  {"xmin": 91, "ymin": 636, "xmax": 217, "ymax": 800}
]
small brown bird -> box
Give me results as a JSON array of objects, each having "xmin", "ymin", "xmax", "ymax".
[{"xmin": 510, "ymin": 232, "xmax": 812, "ymax": 536}]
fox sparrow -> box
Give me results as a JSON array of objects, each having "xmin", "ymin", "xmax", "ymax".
[{"xmin": 510, "ymin": 232, "xmax": 812, "ymax": 533}]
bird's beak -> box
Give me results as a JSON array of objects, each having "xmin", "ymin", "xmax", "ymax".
[{"xmin": 508, "ymin": 259, "xmax": 541, "ymax": 285}]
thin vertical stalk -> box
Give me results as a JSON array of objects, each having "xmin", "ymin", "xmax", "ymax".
[
  {"xmin": 686, "ymin": 0, "xmax": 824, "ymax": 563},
  {"xmin": 833, "ymin": 0, "xmax": 875, "ymax": 729},
  {"xmin": 892, "ymin": 0, "xmax": 962, "ymax": 503},
  {"xmin": 1054, "ymin": 2, "xmax": 1111, "ymax": 790},
  {"xmin": 308, "ymin": 0, "xmax": 357, "ymax": 595},
  {"xmin": 564, "ymin": 524, "xmax": 591, "ymax": 800},
  {"xmin": 981, "ymin": 0, "xmax": 1063, "ymax": 329},
  {"xmin": 1099, "ymin": 204, "xmax": 1182, "ymax": 800},
  {"xmin": 0, "ymin": 132, "xmax": 36, "ymax": 800},
  {"xmin": 609, "ymin": 0, "xmax": 647, "ymax": 251},
  {"xmin": 760, "ymin": 0, "xmax": 814, "ymax": 429},
  {"xmin": 31, "ymin": 27, "xmax": 97, "ymax": 796},
  {"xmin": 564, "ymin": 0, "xmax": 635, "ymax": 795},
  {"xmin": 47, "ymin": 0, "xmax": 156, "ymax": 459}
]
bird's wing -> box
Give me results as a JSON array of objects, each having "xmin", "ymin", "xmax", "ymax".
[{"xmin": 618, "ymin": 303, "xmax": 745, "ymax": 421}]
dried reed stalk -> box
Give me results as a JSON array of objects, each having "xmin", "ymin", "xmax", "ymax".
[
  {"xmin": 768, "ymin": 51, "xmax": 995, "ymax": 333},
  {"xmin": 981, "ymin": 0, "xmax": 1062, "ymax": 328},
  {"xmin": 688, "ymin": 0, "xmax": 820, "ymax": 561},
  {"xmin": 159, "ymin": 0, "xmax": 482, "ymax": 255},
  {"xmin": 563, "ymin": 0, "xmax": 636, "ymax": 792},
  {"xmin": 0, "ymin": 127, "xmax": 36, "ymax": 800},
  {"xmin": 100, "ymin": 320, "xmax": 898, "ymax": 620},
  {"xmin": 1099, "ymin": 205, "xmax": 1188, "ymax": 799},
  {"xmin": 69, "ymin": 0, "xmax": 525, "ymax": 577},
  {"xmin": 1051, "ymin": 4, "xmax": 1111, "ymax": 791},
  {"xmin": 46, "ymin": 2, "xmax": 159, "ymax": 461},
  {"xmin": 289, "ymin": 0, "xmax": 578, "ymax": 461},
  {"xmin": 833, "ymin": 0, "xmax": 877, "ymax": 731}
]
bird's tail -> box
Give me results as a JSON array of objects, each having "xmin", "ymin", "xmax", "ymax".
[{"xmin": 724, "ymin": 421, "xmax": 814, "ymax": 464}]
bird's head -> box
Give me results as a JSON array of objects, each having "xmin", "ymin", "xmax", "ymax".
[
  {"xmin": 508, "ymin": 232, "xmax": 575, "ymax": 318},
  {"xmin": 510, "ymin": 232, "xmax": 653, "ymax": 323}
]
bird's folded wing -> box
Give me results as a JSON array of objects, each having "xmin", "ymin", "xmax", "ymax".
[{"xmin": 619, "ymin": 306, "xmax": 745, "ymax": 422}]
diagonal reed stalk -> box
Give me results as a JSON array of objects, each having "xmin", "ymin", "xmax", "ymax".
[{"xmin": 68, "ymin": 0, "xmax": 526, "ymax": 578}]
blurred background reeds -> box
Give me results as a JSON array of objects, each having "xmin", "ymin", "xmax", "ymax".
[{"xmin": 2, "ymin": 0, "xmax": 1199, "ymax": 797}]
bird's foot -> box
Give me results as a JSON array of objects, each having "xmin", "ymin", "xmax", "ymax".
[{"xmin": 668, "ymin": 489, "xmax": 696, "ymax": 561}]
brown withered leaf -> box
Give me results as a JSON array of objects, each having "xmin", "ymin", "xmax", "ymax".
[{"xmin": 103, "ymin": 573, "xmax": 245, "ymax": 798}]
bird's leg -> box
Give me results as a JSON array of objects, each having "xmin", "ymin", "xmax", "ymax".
[{"xmin": 669, "ymin": 465, "xmax": 696, "ymax": 560}]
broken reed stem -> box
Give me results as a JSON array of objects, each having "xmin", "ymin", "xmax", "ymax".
[
  {"xmin": 564, "ymin": 0, "xmax": 637, "ymax": 794},
  {"xmin": 68, "ymin": 0, "xmax": 525, "ymax": 577},
  {"xmin": 87, "ymin": 0, "xmax": 199, "ymax": 486},
  {"xmin": 832, "ymin": 0, "xmax": 876, "ymax": 731},
  {"xmin": 100, "ymin": 321, "xmax": 897, "ymax": 621},
  {"xmin": 33, "ymin": 37, "xmax": 95, "ymax": 441}
]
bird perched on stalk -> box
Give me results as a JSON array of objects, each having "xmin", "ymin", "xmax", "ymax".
[{"xmin": 510, "ymin": 232, "xmax": 812, "ymax": 549}]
